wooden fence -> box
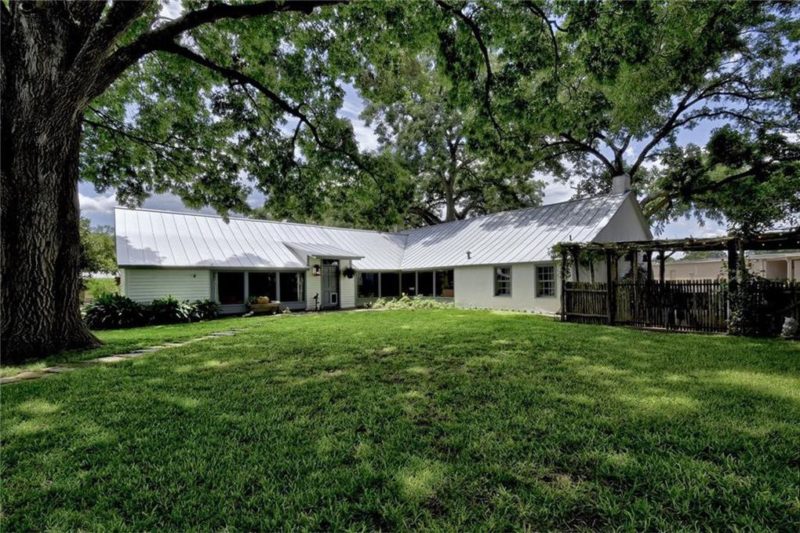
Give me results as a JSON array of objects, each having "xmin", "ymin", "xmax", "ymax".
[{"xmin": 564, "ymin": 279, "xmax": 800, "ymax": 335}]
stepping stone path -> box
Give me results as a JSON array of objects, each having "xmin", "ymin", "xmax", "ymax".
[{"xmin": 0, "ymin": 329, "xmax": 242, "ymax": 386}]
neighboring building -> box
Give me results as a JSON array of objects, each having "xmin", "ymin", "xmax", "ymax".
[
  {"xmin": 666, "ymin": 252, "xmax": 800, "ymax": 281},
  {"xmin": 115, "ymin": 189, "xmax": 651, "ymax": 315}
]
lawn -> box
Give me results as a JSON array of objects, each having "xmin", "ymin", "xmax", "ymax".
[{"xmin": 2, "ymin": 309, "xmax": 799, "ymax": 530}]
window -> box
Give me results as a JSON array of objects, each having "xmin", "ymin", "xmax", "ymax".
[
  {"xmin": 417, "ymin": 271, "xmax": 434, "ymax": 296},
  {"xmin": 357, "ymin": 272, "xmax": 379, "ymax": 298},
  {"xmin": 435, "ymin": 270, "xmax": 454, "ymax": 297},
  {"xmin": 248, "ymin": 272, "xmax": 277, "ymax": 300},
  {"xmin": 218, "ymin": 272, "xmax": 244, "ymax": 304},
  {"xmin": 380, "ymin": 272, "xmax": 400, "ymax": 297},
  {"xmin": 494, "ymin": 266, "xmax": 512, "ymax": 296},
  {"xmin": 401, "ymin": 272, "xmax": 416, "ymax": 295},
  {"xmin": 279, "ymin": 272, "xmax": 304, "ymax": 302},
  {"xmin": 536, "ymin": 265, "xmax": 555, "ymax": 297}
]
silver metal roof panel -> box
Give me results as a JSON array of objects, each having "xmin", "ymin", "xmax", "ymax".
[{"xmin": 115, "ymin": 193, "xmax": 631, "ymax": 271}]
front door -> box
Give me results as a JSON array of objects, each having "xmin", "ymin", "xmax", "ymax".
[{"xmin": 321, "ymin": 259, "xmax": 340, "ymax": 309}]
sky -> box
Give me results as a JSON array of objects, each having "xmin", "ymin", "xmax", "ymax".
[{"xmin": 79, "ymin": 81, "xmax": 728, "ymax": 239}]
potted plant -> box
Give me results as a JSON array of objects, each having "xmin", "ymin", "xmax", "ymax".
[
  {"xmin": 248, "ymin": 295, "xmax": 280, "ymax": 315},
  {"xmin": 342, "ymin": 266, "xmax": 355, "ymax": 279}
]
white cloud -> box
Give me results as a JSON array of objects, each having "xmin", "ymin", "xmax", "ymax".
[
  {"xmin": 79, "ymin": 192, "xmax": 117, "ymax": 214},
  {"xmin": 542, "ymin": 177, "xmax": 574, "ymax": 204}
]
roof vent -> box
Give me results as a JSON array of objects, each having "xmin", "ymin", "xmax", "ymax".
[{"xmin": 611, "ymin": 174, "xmax": 631, "ymax": 194}]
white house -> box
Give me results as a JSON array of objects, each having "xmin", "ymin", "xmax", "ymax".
[
  {"xmin": 115, "ymin": 183, "xmax": 651, "ymax": 315},
  {"xmin": 666, "ymin": 251, "xmax": 800, "ymax": 281}
]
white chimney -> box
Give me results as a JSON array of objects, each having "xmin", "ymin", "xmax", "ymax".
[{"xmin": 611, "ymin": 174, "xmax": 631, "ymax": 194}]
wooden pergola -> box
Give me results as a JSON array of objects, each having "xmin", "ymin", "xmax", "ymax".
[
  {"xmin": 557, "ymin": 227, "xmax": 800, "ymax": 281},
  {"xmin": 555, "ymin": 228, "xmax": 800, "ymax": 324}
]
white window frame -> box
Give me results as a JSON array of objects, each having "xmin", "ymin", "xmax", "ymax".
[
  {"xmin": 494, "ymin": 266, "xmax": 512, "ymax": 297},
  {"xmin": 536, "ymin": 265, "xmax": 556, "ymax": 297}
]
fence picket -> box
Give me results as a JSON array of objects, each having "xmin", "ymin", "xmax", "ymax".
[{"xmin": 564, "ymin": 279, "xmax": 799, "ymax": 335}]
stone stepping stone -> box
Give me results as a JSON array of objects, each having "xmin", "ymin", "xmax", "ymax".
[
  {"xmin": 95, "ymin": 355, "xmax": 130, "ymax": 364},
  {"xmin": 43, "ymin": 366, "xmax": 76, "ymax": 374},
  {"xmin": 0, "ymin": 376, "xmax": 21, "ymax": 385},
  {"xmin": 13, "ymin": 371, "xmax": 45, "ymax": 380}
]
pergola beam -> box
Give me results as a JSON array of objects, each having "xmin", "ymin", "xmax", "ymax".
[{"xmin": 557, "ymin": 228, "xmax": 800, "ymax": 255}]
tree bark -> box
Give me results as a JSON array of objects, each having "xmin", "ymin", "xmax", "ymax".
[
  {"xmin": 1, "ymin": 6, "xmax": 100, "ymax": 362},
  {"xmin": 2, "ymin": 103, "xmax": 100, "ymax": 363}
]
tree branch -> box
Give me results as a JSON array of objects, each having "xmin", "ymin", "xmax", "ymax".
[
  {"xmin": 434, "ymin": 0, "xmax": 503, "ymax": 134},
  {"xmin": 560, "ymin": 133, "xmax": 616, "ymax": 175},
  {"xmin": 628, "ymin": 88, "xmax": 697, "ymax": 178},
  {"xmin": 91, "ymin": 0, "xmax": 345, "ymax": 99}
]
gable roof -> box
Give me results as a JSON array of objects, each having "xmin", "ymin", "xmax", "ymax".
[{"xmin": 115, "ymin": 193, "xmax": 639, "ymax": 271}]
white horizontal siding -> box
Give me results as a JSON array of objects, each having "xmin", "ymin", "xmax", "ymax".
[
  {"xmin": 454, "ymin": 263, "xmax": 561, "ymax": 314},
  {"xmin": 122, "ymin": 268, "xmax": 211, "ymax": 303}
]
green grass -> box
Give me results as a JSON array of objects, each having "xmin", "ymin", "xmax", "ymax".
[
  {"xmin": 0, "ymin": 316, "xmax": 251, "ymax": 377},
  {"xmin": 2, "ymin": 309, "xmax": 799, "ymax": 530}
]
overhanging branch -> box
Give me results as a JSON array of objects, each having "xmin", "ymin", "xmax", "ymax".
[{"xmin": 91, "ymin": 0, "xmax": 345, "ymax": 99}]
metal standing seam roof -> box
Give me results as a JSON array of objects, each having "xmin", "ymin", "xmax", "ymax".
[{"xmin": 115, "ymin": 193, "xmax": 632, "ymax": 271}]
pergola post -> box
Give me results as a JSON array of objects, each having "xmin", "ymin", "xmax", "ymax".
[
  {"xmin": 658, "ymin": 250, "xmax": 666, "ymax": 283},
  {"xmin": 645, "ymin": 251, "xmax": 653, "ymax": 282},
  {"xmin": 605, "ymin": 250, "xmax": 615, "ymax": 325},
  {"xmin": 560, "ymin": 248, "xmax": 568, "ymax": 321},
  {"xmin": 571, "ymin": 247, "xmax": 581, "ymax": 283},
  {"xmin": 727, "ymin": 238, "xmax": 738, "ymax": 283}
]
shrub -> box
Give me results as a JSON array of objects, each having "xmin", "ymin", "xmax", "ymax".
[
  {"xmin": 84, "ymin": 278, "xmax": 118, "ymax": 300},
  {"xmin": 84, "ymin": 293, "xmax": 147, "ymax": 329},
  {"xmin": 190, "ymin": 299, "xmax": 220, "ymax": 321},
  {"xmin": 370, "ymin": 294, "xmax": 454, "ymax": 310},
  {"xmin": 148, "ymin": 296, "xmax": 193, "ymax": 325}
]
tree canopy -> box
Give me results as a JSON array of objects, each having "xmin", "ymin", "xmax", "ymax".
[{"xmin": 76, "ymin": 1, "xmax": 799, "ymax": 232}]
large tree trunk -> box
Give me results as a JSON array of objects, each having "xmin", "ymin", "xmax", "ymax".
[
  {"xmin": 1, "ymin": 7, "xmax": 101, "ymax": 363},
  {"xmin": 1, "ymin": 104, "xmax": 100, "ymax": 363}
]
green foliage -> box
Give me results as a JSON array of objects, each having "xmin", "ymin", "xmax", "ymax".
[
  {"xmin": 359, "ymin": 54, "xmax": 544, "ymax": 224},
  {"xmin": 83, "ymin": 278, "xmax": 119, "ymax": 299},
  {"xmin": 72, "ymin": 1, "xmax": 797, "ymax": 232},
  {"xmin": 2, "ymin": 310, "xmax": 799, "ymax": 529},
  {"xmin": 84, "ymin": 294, "xmax": 218, "ymax": 329},
  {"xmin": 83, "ymin": 293, "xmax": 147, "ymax": 329},
  {"xmin": 148, "ymin": 296, "xmax": 193, "ymax": 325},
  {"xmin": 79, "ymin": 218, "xmax": 116, "ymax": 274},
  {"xmin": 190, "ymin": 299, "xmax": 220, "ymax": 321},
  {"xmin": 370, "ymin": 294, "xmax": 454, "ymax": 310}
]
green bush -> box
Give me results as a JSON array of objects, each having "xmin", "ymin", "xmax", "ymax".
[
  {"xmin": 84, "ymin": 278, "xmax": 118, "ymax": 300},
  {"xmin": 148, "ymin": 296, "xmax": 193, "ymax": 325},
  {"xmin": 190, "ymin": 299, "xmax": 220, "ymax": 321},
  {"xmin": 370, "ymin": 294, "xmax": 454, "ymax": 310},
  {"xmin": 84, "ymin": 293, "xmax": 148, "ymax": 329}
]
